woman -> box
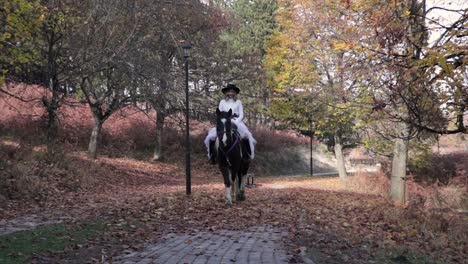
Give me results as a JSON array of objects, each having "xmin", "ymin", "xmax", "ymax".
[{"xmin": 204, "ymin": 84, "xmax": 256, "ymax": 163}]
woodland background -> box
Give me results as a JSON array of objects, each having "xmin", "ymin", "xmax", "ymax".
[{"xmin": 0, "ymin": 0, "xmax": 467, "ymax": 263}]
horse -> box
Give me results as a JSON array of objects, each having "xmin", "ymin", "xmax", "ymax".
[{"xmin": 215, "ymin": 108, "xmax": 251, "ymax": 205}]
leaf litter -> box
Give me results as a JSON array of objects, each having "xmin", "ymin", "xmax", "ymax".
[{"xmin": 0, "ymin": 150, "xmax": 466, "ymax": 264}]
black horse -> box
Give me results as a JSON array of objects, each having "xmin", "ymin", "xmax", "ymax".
[{"xmin": 215, "ymin": 108, "xmax": 250, "ymax": 205}]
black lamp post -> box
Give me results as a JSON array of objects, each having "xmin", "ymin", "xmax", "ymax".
[
  {"xmin": 310, "ymin": 117, "xmax": 314, "ymax": 176},
  {"xmin": 182, "ymin": 41, "xmax": 192, "ymax": 195}
]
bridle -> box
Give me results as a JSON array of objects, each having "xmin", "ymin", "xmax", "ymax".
[{"xmin": 216, "ymin": 116, "xmax": 241, "ymax": 165}]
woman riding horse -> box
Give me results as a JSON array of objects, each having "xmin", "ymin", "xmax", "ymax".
[
  {"xmin": 204, "ymin": 84, "xmax": 256, "ymax": 164},
  {"xmin": 215, "ymin": 108, "xmax": 248, "ymax": 204}
]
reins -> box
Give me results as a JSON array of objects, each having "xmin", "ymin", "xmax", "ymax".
[
  {"xmin": 217, "ymin": 132, "xmax": 241, "ymax": 166},
  {"xmin": 226, "ymin": 134, "xmax": 240, "ymax": 155}
]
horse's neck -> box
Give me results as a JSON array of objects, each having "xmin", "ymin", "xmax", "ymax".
[
  {"xmin": 224, "ymin": 128, "xmax": 239, "ymax": 141},
  {"xmin": 217, "ymin": 130, "xmax": 239, "ymax": 150}
]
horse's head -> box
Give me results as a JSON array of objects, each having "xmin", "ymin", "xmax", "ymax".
[{"xmin": 216, "ymin": 108, "xmax": 233, "ymax": 147}]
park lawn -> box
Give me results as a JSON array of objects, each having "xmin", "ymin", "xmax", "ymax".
[{"xmin": 0, "ymin": 220, "xmax": 106, "ymax": 264}]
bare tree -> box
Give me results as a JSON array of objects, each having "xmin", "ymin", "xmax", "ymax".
[{"xmin": 70, "ymin": 0, "xmax": 138, "ymax": 158}]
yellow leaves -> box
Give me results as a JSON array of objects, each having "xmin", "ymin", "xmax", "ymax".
[
  {"xmin": 265, "ymin": 29, "xmax": 313, "ymax": 92},
  {"xmin": 332, "ymin": 41, "xmax": 352, "ymax": 51},
  {"xmin": 2, "ymin": 32, "xmax": 12, "ymax": 40},
  {"xmin": 352, "ymin": 43, "xmax": 366, "ymax": 53},
  {"xmin": 402, "ymin": 9, "xmax": 411, "ymax": 18}
]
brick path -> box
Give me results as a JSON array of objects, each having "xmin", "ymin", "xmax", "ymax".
[{"xmin": 114, "ymin": 226, "xmax": 292, "ymax": 264}]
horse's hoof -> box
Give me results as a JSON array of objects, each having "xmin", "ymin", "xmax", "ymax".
[
  {"xmin": 239, "ymin": 192, "xmax": 246, "ymax": 201},
  {"xmin": 225, "ymin": 200, "xmax": 232, "ymax": 206}
]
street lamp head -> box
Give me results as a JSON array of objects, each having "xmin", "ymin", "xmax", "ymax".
[{"xmin": 182, "ymin": 40, "xmax": 192, "ymax": 58}]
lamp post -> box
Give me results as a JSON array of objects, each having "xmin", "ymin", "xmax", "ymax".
[
  {"xmin": 182, "ymin": 41, "xmax": 192, "ymax": 195},
  {"xmin": 310, "ymin": 117, "xmax": 314, "ymax": 176},
  {"xmin": 309, "ymin": 94, "xmax": 314, "ymax": 177}
]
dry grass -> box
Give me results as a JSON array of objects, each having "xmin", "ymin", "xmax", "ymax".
[
  {"xmin": 261, "ymin": 173, "xmax": 389, "ymax": 196},
  {"xmin": 265, "ymin": 173, "xmax": 467, "ymax": 213},
  {"xmin": 0, "ymin": 141, "xmax": 97, "ymax": 200},
  {"xmin": 344, "ymin": 172, "xmax": 390, "ymax": 195}
]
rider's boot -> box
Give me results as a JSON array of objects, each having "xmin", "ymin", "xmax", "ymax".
[
  {"xmin": 209, "ymin": 140, "xmax": 216, "ymax": 165},
  {"xmin": 242, "ymin": 138, "xmax": 252, "ymax": 160}
]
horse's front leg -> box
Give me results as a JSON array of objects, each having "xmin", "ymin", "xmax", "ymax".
[
  {"xmin": 232, "ymin": 169, "xmax": 238, "ymax": 202},
  {"xmin": 221, "ymin": 167, "xmax": 232, "ymax": 205},
  {"xmin": 239, "ymin": 173, "xmax": 246, "ymax": 201}
]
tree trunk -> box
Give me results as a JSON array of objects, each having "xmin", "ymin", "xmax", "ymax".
[
  {"xmin": 152, "ymin": 77, "xmax": 169, "ymax": 161},
  {"xmin": 334, "ymin": 134, "xmax": 348, "ymax": 180},
  {"xmin": 390, "ymin": 123, "xmax": 410, "ymax": 204},
  {"xmin": 46, "ymin": 97, "xmax": 59, "ymax": 153},
  {"xmin": 88, "ymin": 116, "xmax": 103, "ymax": 159},
  {"xmin": 45, "ymin": 75, "xmax": 60, "ymax": 154},
  {"xmin": 44, "ymin": 17, "xmax": 61, "ymax": 153},
  {"xmin": 153, "ymin": 110, "xmax": 165, "ymax": 161}
]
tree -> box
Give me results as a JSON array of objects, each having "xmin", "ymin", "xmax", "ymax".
[
  {"xmin": 198, "ymin": 0, "xmax": 278, "ymax": 128},
  {"xmin": 361, "ymin": 0, "xmax": 467, "ymax": 203},
  {"xmin": 132, "ymin": 0, "xmax": 223, "ymax": 160},
  {"xmin": 1, "ymin": 0, "xmax": 81, "ymax": 152},
  {"xmin": 71, "ymin": 0, "xmax": 138, "ymax": 159},
  {"xmin": 131, "ymin": 0, "xmax": 181, "ymax": 161},
  {"xmin": 265, "ymin": 0, "xmax": 369, "ymax": 180},
  {"xmin": 0, "ymin": 0, "xmax": 43, "ymax": 84}
]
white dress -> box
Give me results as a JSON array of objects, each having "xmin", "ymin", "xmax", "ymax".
[{"xmin": 204, "ymin": 99, "xmax": 256, "ymax": 159}]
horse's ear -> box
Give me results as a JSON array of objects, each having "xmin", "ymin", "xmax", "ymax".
[
  {"xmin": 228, "ymin": 109, "xmax": 232, "ymax": 116},
  {"xmin": 216, "ymin": 108, "xmax": 220, "ymax": 115}
]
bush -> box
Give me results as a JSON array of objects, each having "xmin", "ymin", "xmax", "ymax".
[
  {"xmin": 408, "ymin": 151, "xmax": 467, "ymax": 185},
  {"xmin": 254, "ymin": 127, "xmax": 309, "ymax": 152},
  {"xmin": 0, "ymin": 140, "xmax": 108, "ymax": 201},
  {"xmin": 0, "ymin": 143, "xmax": 48, "ymax": 200}
]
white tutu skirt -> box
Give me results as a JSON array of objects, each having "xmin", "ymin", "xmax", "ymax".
[{"xmin": 204, "ymin": 120, "xmax": 256, "ymax": 159}]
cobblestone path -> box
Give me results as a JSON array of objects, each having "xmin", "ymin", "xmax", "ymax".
[{"xmin": 114, "ymin": 226, "xmax": 293, "ymax": 264}]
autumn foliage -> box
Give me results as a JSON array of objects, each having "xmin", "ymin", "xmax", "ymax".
[
  {"xmin": 1, "ymin": 0, "xmax": 467, "ymax": 262},
  {"xmin": 1, "ymin": 84, "xmax": 467, "ymax": 263}
]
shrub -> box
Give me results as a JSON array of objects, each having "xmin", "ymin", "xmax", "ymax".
[
  {"xmin": 0, "ymin": 143, "xmax": 48, "ymax": 200},
  {"xmin": 408, "ymin": 151, "xmax": 467, "ymax": 185},
  {"xmin": 254, "ymin": 127, "xmax": 309, "ymax": 152},
  {"xmin": 0, "ymin": 140, "xmax": 108, "ymax": 201}
]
